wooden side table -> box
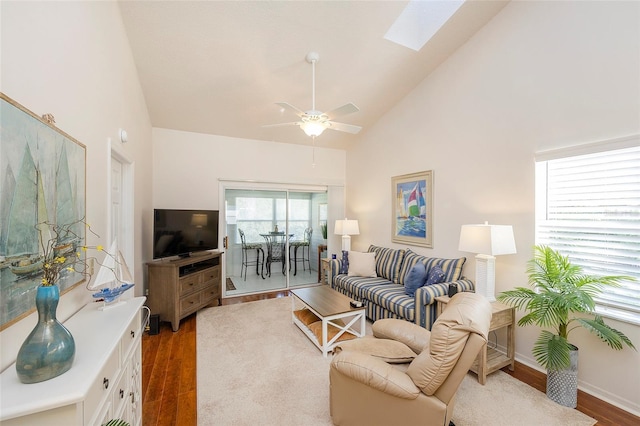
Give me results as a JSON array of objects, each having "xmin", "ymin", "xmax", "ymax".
[
  {"xmin": 320, "ymin": 258, "xmax": 331, "ymax": 284},
  {"xmin": 317, "ymin": 244, "xmax": 327, "ymax": 282},
  {"xmin": 435, "ymin": 295, "xmax": 515, "ymax": 385}
]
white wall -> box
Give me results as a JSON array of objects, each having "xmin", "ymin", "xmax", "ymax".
[
  {"xmin": 152, "ymin": 128, "xmax": 346, "ymax": 209},
  {"xmin": 151, "ymin": 127, "xmax": 347, "ymax": 258},
  {"xmin": 0, "ymin": 2, "xmax": 153, "ymax": 371},
  {"xmin": 347, "ymin": 0, "xmax": 640, "ymax": 414}
]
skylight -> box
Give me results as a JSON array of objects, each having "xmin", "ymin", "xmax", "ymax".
[{"xmin": 384, "ymin": 0, "xmax": 466, "ymax": 51}]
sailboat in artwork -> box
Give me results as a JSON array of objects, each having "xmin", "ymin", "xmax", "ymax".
[
  {"xmin": 88, "ymin": 240, "xmax": 134, "ymax": 308},
  {"xmin": 8, "ymin": 145, "xmax": 49, "ymax": 275},
  {"xmin": 407, "ymin": 183, "xmax": 421, "ymax": 218},
  {"xmin": 53, "ymin": 145, "xmax": 80, "ymax": 256},
  {"xmin": 396, "ymin": 182, "xmax": 428, "ymax": 238}
]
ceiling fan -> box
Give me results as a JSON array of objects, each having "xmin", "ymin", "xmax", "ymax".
[{"xmin": 264, "ymin": 52, "xmax": 362, "ymax": 138}]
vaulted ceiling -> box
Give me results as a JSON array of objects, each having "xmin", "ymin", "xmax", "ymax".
[{"xmin": 119, "ymin": 1, "xmax": 508, "ymax": 149}]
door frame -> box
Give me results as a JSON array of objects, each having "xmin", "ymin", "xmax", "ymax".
[
  {"xmin": 219, "ymin": 180, "xmax": 342, "ymax": 298},
  {"xmin": 108, "ymin": 141, "xmax": 135, "ymax": 288}
]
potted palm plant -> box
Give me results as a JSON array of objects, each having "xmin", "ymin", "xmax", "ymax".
[{"xmin": 497, "ymin": 245, "xmax": 636, "ymax": 407}]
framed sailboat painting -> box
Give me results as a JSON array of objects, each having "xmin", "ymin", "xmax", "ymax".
[
  {"xmin": 0, "ymin": 93, "xmax": 86, "ymax": 329},
  {"xmin": 391, "ymin": 170, "xmax": 433, "ymax": 248}
]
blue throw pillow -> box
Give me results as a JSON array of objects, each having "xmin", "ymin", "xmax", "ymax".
[
  {"xmin": 340, "ymin": 250, "xmax": 349, "ymax": 274},
  {"xmin": 404, "ymin": 263, "xmax": 427, "ymax": 296},
  {"xmin": 426, "ymin": 265, "xmax": 446, "ymax": 286}
]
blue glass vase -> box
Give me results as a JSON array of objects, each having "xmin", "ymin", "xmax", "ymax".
[{"xmin": 16, "ymin": 285, "xmax": 75, "ymax": 384}]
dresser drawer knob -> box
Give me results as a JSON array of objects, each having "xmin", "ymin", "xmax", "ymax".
[
  {"xmin": 120, "ymin": 389, "xmax": 125, "ymax": 399},
  {"xmin": 131, "ymin": 330, "xmax": 135, "ymax": 338},
  {"xmin": 103, "ymin": 377, "xmax": 109, "ymax": 389}
]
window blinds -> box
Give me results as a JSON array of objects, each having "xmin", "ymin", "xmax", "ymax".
[{"xmin": 536, "ymin": 144, "xmax": 640, "ymax": 319}]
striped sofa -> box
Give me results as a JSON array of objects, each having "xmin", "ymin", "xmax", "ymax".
[{"xmin": 328, "ymin": 245, "xmax": 474, "ymax": 330}]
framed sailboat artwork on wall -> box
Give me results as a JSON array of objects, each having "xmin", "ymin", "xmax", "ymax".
[
  {"xmin": 0, "ymin": 93, "xmax": 86, "ymax": 330},
  {"xmin": 391, "ymin": 170, "xmax": 433, "ymax": 248}
]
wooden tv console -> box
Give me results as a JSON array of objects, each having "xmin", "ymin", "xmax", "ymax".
[{"xmin": 146, "ymin": 251, "xmax": 222, "ymax": 331}]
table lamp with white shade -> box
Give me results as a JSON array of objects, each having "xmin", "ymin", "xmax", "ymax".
[
  {"xmin": 334, "ymin": 219, "xmax": 359, "ymax": 251},
  {"xmin": 458, "ymin": 222, "xmax": 516, "ymax": 302}
]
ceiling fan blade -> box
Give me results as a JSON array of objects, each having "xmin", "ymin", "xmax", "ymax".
[
  {"xmin": 327, "ymin": 121, "xmax": 362, "ymax": 134},
  {"xmin": 262, "ymin": 122, "xmax": 301, "ymax": 128},
  {"xmin": 325, "ymin": 103, "xmax": 359, "ymax": 120},
  {"xmin": 275, "ymin": 102, "xmax": 306, "ymax": 117}
]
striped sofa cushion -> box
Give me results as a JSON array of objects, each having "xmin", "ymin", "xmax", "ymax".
[
  {"xmin": 425, "ymin": 257, "xmax": 466, "ymax": 282},
  {"xmin": 332, "ymin": 274, "xmax": 394, "ymax": 301},
  {"xmin": 367, "ymin": 245, "xmax": 406, "ymax": 284},
  {"xmin": 397, "ymin": 250, "xmax": 429, "ymax": 286},
  {"xmin": 397, "ymin": 250, "xmax": 466, "ymax": 285}
]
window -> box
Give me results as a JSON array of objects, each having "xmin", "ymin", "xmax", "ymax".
[
  {"xmin": 230, "ymin": 191, "xmax": 312, "ymax": 243},
  {"xmin": 235, "ymin": 196, "xmax": 275, "ymax": 242},
  {"xmin": 535, "ymin": 140, "xmax": 640, "ymax": 324},
  {"xmin": 287, "ymin": 198, "xmax": 311, "ymax": 238}
]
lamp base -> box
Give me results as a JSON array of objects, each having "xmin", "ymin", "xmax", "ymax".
[
  {"xmin": 341, "ymin": 235, "xmax": 351, "ymax": 252},
  {"xmin": 475, "ymin": 254, "xmax": 496, "ymax": 302}
]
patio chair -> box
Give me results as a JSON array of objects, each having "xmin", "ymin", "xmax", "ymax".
[
  {"xmin": 290, "ymin": 227, "xmax": 312, "ymax": 275},
  {"xmin": 238, "ymin": 229, "xmax": 264, "ymax": 281}
]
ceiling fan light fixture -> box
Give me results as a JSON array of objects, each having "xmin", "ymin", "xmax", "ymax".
[
  {"xmin": 263, "ymin": 52, "xmax": 361, "ymax": 138},
  {"xmin": 301, "ymin": 121, "xmax": 326, "ymax": 137}
]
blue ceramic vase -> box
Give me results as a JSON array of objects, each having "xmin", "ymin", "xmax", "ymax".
[
  {"xmin": 340, "ymin": 250, "xmax": 349, "ymax": 274},
  {"xmin": 15, "ymin": 285, "xmax": 75, "ymax": 384}
]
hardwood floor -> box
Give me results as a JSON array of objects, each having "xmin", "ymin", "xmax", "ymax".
[
  {"xmin": 142, "ymin": 291, "xmax": 640, "ymax": 426},
  {"xmin": 503, "ymin": 362, "xmax": 640, "ymax": 426}
]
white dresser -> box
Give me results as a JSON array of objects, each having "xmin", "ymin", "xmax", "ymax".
[{"xmin": 0, "ymin": 297, "xmax": 148, "ymax": 426}]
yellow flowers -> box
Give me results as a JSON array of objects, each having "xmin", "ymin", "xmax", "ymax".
[{"xmin": 35, "ymin": 219, "xmax": 107, "ymax": 287}]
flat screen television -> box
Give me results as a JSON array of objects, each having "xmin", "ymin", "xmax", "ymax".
[{"xmin": 153, "ymin": 209, "xmax": 219, "ymax": 259}]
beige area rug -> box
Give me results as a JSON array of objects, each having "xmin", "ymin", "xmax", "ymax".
[{"xmin": 196, "ymin": 296, "xmax": 596, "ymax": 426}]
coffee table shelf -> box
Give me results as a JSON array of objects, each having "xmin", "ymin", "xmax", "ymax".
[{"xmin": 291, "ymin": 285, "xmax": 365, "ymax": 357}]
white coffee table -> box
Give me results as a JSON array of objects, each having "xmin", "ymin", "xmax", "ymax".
[{"xmin": 291, "ymin": 285, "xmax": 366, "ymax": 357}]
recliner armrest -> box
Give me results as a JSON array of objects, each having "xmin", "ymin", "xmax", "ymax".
[
  {"xmin": 413, "ymin": 279, "xmax": 476, "ymax": 329},
  {"xmin": 372, "ymin": 319, "xmax": 431, "ymax": 354},
  {"xmin": 331, "ymin": 351, "xmax": 421, "ymax": 400}
]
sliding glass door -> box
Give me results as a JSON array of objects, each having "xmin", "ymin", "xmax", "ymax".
[
  {"xmin": 288, "ymin": 191, "xmax": 327, "ymax": 289},
  {"xmin": 223, "ymin": 188, "xmax": 326, "ymax": 297}
]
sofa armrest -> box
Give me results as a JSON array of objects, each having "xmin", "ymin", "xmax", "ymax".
[
  {"xmin": 416, "ymin": 279, "xmax": 475, "ymax": 304},
  {"xmin": 328, "ymin": 259, "xmax": 342, "ymax": 286},
  {"xmin": 331, "ymin": 351, "xmax": 420, "ymax": 400},
  {"xmin": 414, "ymin": 278, "xmax": 475, "ymax": 329}
]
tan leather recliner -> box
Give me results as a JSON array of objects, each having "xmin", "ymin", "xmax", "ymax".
[{"xmin": 329, "ymin": 292, "xmax": 491, "ymax": 426}]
